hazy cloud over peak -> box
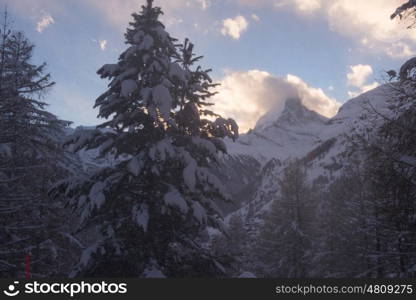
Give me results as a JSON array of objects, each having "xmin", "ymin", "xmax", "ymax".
[{"xmin": 212, "ymin": 70, "xmax": 341, "ymax": 132}]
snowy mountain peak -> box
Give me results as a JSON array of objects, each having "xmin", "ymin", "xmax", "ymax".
[
  {"xmin": 276, "ymin": 97, "xmax": 328, "ymax": 127},
  {"xmin": 226, "ymin": 97, "xmax": 328, "ymax": 163},
  {"xmin": 255, "ymin": 97, "xmax": 328, "ymax": 132}
]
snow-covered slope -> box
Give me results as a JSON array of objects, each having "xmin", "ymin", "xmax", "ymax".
[{"xmin": 305, "ymin": 84, "xmax": 396, "ymax": 183}]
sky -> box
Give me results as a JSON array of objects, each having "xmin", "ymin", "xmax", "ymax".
[{"xmin": 2, "ymin": 0, "xmax": 415, "ymax": 132}]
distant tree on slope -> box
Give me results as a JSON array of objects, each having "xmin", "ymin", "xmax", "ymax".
[{"xmin": 257, "ymin": 160, "xmax": 314, "ymax": 278}]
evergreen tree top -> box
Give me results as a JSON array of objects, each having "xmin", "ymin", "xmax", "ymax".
[{"xmin": 80, "ymin": 0, "xmax": 238, "ymax": 159}]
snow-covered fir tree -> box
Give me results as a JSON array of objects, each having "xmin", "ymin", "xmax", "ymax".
[
  {"xmin": 0, "ymin": 12, "xmax": 74, "ymax": 277},
  {"xmin": 57, "ymin": 0, "xmax": 238, "ymax": 277}
]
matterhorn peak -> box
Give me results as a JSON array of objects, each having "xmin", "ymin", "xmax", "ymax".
[{"xmin": 255, "ymin": 97, "xmax": 328, "ymax": 132}]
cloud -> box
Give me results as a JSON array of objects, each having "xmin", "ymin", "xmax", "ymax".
[
  {"xmin": 386, "ymin": 42, "xmax": 415, "ymax": 58},
  {"xmin": 347, "ymin": 64, "xmax": 380, "ymax": 98},
  {"xmin": 221, "ymin": 15, "xmax": 249, "ymax": 40},
  {"xmin": 9, "ymin": 0, "xmax": 416, "ymax": 59},
  {"xmin": 230, "ymin": 0, "xmax": 321, "ymax": 12},
  {"xmin": 82, "ymin": 0, "xmax": 199, "ymax": 30},
  {"xmin": 99, "ymin": 40, "xmax": 107, "ymax": 51},
  {"xmin": 212, "ymin": 70, "xmax": 341, "ymax": 132},
  {"xmin": 36, "ymin": 14, "xmax": 54, "ymax": 33},
  {"xmin": 197, "ymin": 0, "xmax": 211, "ymax": 10},
  {"xmin": 251, "ymin": 14, "xmax": 260, "ymax": 22},
  {"xmin": 229, "ymin": 0, "xmax": 416, "ymax": 58},
  {"xmin": 286, "ymin": 74, "xmax": 341, "ymax": 117},
  {"xmin": 294, "ymin": 0, "xmax": 322, "ymax": 12},
  {"xmin": 347, "ymin": 64, "xmax": 373, "ymax": 88},
  {"xmin": 324, "ymin": 0, "xmax": 416, "ymax": 58},
  {"xmin": 348, "ymin": 82, "xmax": 380, "ymax": 98},
  {"xmin": 276, "ymin": 0, "xmax": 322, "ymax": 13}
]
